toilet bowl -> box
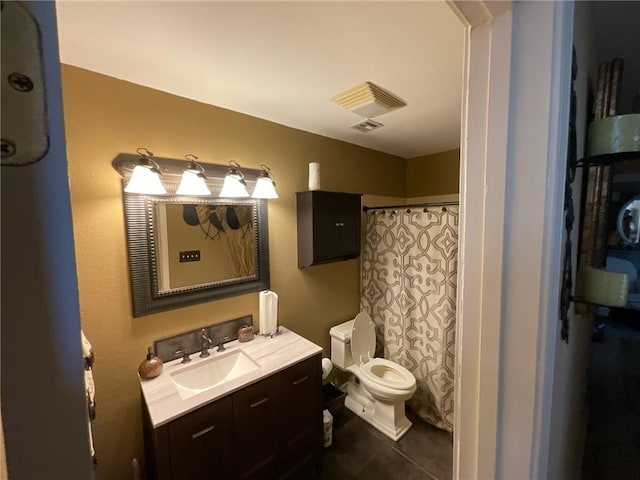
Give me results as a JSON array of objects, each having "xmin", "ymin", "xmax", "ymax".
[{"xmin": 330, "ymin": 312, "xmax": 417, "ymax": 441}]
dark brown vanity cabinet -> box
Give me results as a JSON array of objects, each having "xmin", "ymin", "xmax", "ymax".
[
  {"xmin": 143, "ymin": 354, "xmax": 322, "ymax": 480},
  {"xmin": 296, "ymin": 191, "xmax": 362, "ymax": 268}
]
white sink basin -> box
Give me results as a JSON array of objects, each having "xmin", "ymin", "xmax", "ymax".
[{"xmin": 170, "ymin": 350, "xmax": 260, "ymax": 399}]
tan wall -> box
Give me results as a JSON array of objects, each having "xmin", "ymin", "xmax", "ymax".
[
  {"xmin": 406, "ymin": 149, "xmax": 460, "ymax": 197},
  {"xmin": 61, "ymin": 65, "xmax": 406, "ymax": 478}
]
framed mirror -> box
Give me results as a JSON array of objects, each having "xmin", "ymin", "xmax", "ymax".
[
  {"xmin": 115, "ymin": 154, "xmax": 270, "ymax": 317},
  {"xmin": 617, "ymin": 194, "xmax": 640, "ymax": 245}
]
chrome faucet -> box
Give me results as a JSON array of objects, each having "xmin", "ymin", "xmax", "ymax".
[{"xmin": 200, "ymin": 329, "xmax": 213, "ymax": 358}]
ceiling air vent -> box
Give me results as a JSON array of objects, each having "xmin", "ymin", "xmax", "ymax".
[
  {"xmin": 350, "ymin": 118, "xmax": 384, "ymax": 133},
  {"xmin": 332, "ymin": 81, "xmax": 406, "ymax": 118}
]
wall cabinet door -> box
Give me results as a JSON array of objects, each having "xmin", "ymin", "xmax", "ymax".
[
  {"xmin": 296, "ymin": 191, "xmax": 362, "ymax": 267},
  {"xmin": 233, "ymin": 375, "xmax": 278, "ymax": 479},
  {"xmin": 167, "ymin": 395, "xmax": 234, "ymax": 480}
]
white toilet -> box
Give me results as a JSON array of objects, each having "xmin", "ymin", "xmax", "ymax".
[{"xmin": 329, "ymin": 312, "xmax": 417, "ymax": 441}]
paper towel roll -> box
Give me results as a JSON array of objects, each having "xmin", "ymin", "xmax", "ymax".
[
  {"xmin": 582, "ymin": 267, "xmax": 629, "ymax": 307},
  {"xmin": 308, "ymin": 162, "xmax": 321, "ymax": 191},
  {"xmin": 259, "ymin": 290, "xmax": 279, "ymax": 336}
]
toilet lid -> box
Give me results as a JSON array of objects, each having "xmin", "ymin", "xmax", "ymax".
[{"xmin": 351, "ymin": 312, "xmax": 376, "ymax": 365}]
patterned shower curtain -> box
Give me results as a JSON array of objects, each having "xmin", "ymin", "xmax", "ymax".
[{"xmin": 361, "ymin": 205, "xmax": 458, "ymax": 432}]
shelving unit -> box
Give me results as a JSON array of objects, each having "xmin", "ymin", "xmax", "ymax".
[
  {"xmin": 577, "ymin": 150, "xmax": 640, "ymax": 167},
  {"xmin": 570, "ymin": 151, "xmax": 640, "ymax": 311}
]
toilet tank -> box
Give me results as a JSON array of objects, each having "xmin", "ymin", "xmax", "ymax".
[{"xmin": 329, "ymin": 320, "xmax": 355, "ymax": 369}]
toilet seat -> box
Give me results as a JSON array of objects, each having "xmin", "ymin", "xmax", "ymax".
[
  {"xmin": 350, "ymin": 312, "xmax": 416, "ymax": 392},
  {"xmin": 360, "ymin": 358, "xmax": 415, "ymax": 391}
]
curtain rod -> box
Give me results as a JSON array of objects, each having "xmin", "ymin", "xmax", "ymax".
[{"xmin": 362, "ymin": 201, "xmax": 459, "ymax": 212}]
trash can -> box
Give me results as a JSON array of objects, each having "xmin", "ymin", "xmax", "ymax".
[{"xmin": 322, "ymin": 383, "xmax": 346, "ymax": 422}]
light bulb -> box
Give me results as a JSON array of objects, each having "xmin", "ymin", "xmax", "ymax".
[
  {"xmin": 177, "ymin": 169, "xmax": 211, "ymax": 196},
  {"xmin": 125, "ymin": 165, "xmax": 166, "ymax": 195}
]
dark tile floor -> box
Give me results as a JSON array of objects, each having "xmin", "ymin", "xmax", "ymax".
[
  {"xmin": 319, "ymin": 407, "xmax": 453, "ymax": 480},
  {"xmin": 582, "ymin": 320, "xmax": 640, "ymax": 480}
]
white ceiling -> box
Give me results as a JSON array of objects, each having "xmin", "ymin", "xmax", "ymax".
[{"xmin": 55, "ymin": 1, "xmax": 465, "ymax": 159}]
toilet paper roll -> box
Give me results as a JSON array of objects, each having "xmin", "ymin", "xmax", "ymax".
[
  {"xmin": 321, "ymin": 358, "xmax": 333, "ymax": 380},
  {"xmin": 582, "ymin": 267, "xmax": 629, "ymax": 307},
  {"xmin": 308, "ymin": 162, "xmax": 321, "ymax": 191}
]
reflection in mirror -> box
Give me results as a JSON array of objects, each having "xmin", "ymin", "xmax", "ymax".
[
  {"xmin": 617, "ymin": 194, "xmax": 640, "ymax": 245},
  {"xmin": 155, "ymin": 203, "xmax": 256, "ymax": 292}
]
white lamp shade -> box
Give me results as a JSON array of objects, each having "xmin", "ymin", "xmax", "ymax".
[
  {"xmin": 251, "ymin": 176, "xmax": 279, "ymax": 199},
  {"xmin": 176, "ymin": 170, "xmax": 211, "ymax": 196},
  {"xmin": 219, "ymin": 174, "xmax": 249, "ymax": 198},
  {"xmin": 124, "ymin": 165, "xmax": 167, "ymax": 195}
]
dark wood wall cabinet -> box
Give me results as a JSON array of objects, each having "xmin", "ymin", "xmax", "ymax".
[
  {"xmin": 143, "ymin": 354, "xmax": 322, "ymax": 480},
  {"xmin": 296, "ymin": 191, "xmax": 362, "ymax": 268}
]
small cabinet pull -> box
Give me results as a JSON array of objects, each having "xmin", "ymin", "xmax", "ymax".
[
  {"xmin": 250, "ymin": 396, "xmax": 269, "ymax": 408},
  {"xmin": 293, "ymin": 375, "xmax": 309, "ymax": 385},
  {"xmin": 335, "ymin": 222, "xmax": 345, "ymax": 227},
  {"xmin": 191, "ymin": 424, "xmax": 215, "ymax": 439}
]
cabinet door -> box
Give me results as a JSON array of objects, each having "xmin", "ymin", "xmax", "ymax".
[
  {"xmin": 233, "ymin": 376, "xmax": 278, "ymax": 479},
  {"xmin": 330, "ymin": 193, "xmax": 361, "ymax": 259},
  {"xmin": 311, "ymin": 192, "xmax": 338, "ymax": 262},
  {"xmin": 296, "ymin": 191, "xmax": 362, "ymax": 267},
  {"xmin": 276, "ymin": 354, "xmax": 323, "ymax": 479},
  {"xmin": 312, "ymin": 192, "xmax": 361, "ymax": 263},
  {"xmin": 167, "ymin": 396, "xmax": 234, "ymax": 480}
]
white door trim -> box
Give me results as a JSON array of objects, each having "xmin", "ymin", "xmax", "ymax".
[
  {"xmin": 529, "ymin": 3, "xmax": 575, "ymax": 477},
  {"xmin": 451, "ymin": 1, "xmax": 574, "ymax": 478},
  {"xmin": 451, "ymin": 2, "xmax": 514, "ymax": 478}
]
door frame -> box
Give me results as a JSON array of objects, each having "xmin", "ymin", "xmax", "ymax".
[{"xmin": 451, "ymin": 1, "xmax": 574, "ymax": 478}]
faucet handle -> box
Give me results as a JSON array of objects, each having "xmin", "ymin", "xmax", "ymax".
[
  {"xmin": 175, "ymin": 347, "xmax": 192, "ymax": 364},
  {"xmin": 216, "ymin": 337, "xmax": 230, "ymax": 352}
]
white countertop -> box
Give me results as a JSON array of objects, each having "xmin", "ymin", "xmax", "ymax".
[{"xmin": 140, "ymin": 327, "xmax": 322, "ymax": 427}]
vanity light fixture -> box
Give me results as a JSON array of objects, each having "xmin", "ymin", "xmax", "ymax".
[
  {"xmin": 251, "ymin": 164, "xmax": 279, "ymax": 199},
  {"xmin": 176, "ymin": 154, "xmax": 211, "ymax": 196},
  {"xmin": 219, "ymin": 160, "xmax": 249, "ymax": 198},
  {"xmin": 124, "ymin": 148, "xmax": 167, "ymax": 195},
  {"xmin": 114, "ymin": 151, "xmax": 279, "ymax": 201}
]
